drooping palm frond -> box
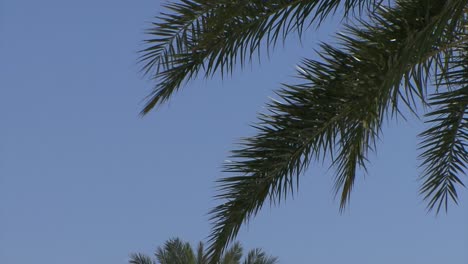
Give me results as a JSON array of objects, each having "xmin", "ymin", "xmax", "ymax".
[
  {"xmin": 205, "ymin": 1, "xmax": 468, "ymax": 263},
  {"xmin": 140, "ymin": 0, "xmax": 380, "ymax": 114},
  {"xmin": 419, "ymin": 88, "xmax": 468, "ymax": 212},
  {"xmin": 419, "ymin": 48, "xmax": 468, "ymax": 213}
]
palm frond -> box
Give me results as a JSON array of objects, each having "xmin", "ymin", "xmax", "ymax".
[
  {"xmin": 243, "ymin": 249, "xmax": 279, "ymax": 264},
  {"xmin": 221, "ymin": 242, "xmax": 243, "ymax": 264},
  {"xmin": 419, "ymin": 48, "xmax": 468, "ymax": 213},
  {"xmin": 196, "ymin": 242, "xmax": 208, "ymax": 264},
  {"xmin": 129, "ymin": 253, "xmax": 156, "ymax": 264},
  {"xmin": 140, "ymin": 0, "xmax": 380, "ymax": 114},
  {"xmin": 206, "ymin": 1, "xmax": 468, "ymax": 263},
  {"xmin": 155, "ymin": 238, "xmax": 196, "ymax": 264}
]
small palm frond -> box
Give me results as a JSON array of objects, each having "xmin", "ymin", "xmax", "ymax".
[
  {"xmin": 140, "ymin": 0, "xmax": 380, "ymax": 114},
  {"xmin": 243, "ymin": 249, "xmax": 279, "ymax": 264},
  {"xmin": 206, "ymin": 1, "xmax": 468, "ymax": 263},
  {"xmin": 196, "ymin": 242, "xmax": 208, "ymax": 264},
  {"xmin": 419, "ymin": 48, "xmax": 468, "ymax": 213},
  {"xmin": 129, "ymin": 253, "xmax": 156, "ymax": 264},
  {"xmin": 155, "ymin": 238, "xmax": 196, "ymax": 264},
  {"xmin": 221, "ymin": 242, "xmax": 243, "ymax": 264}
]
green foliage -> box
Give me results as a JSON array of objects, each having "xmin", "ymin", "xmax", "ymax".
[
  {"xmin": 141, "ymin": 0, "xmax": 468, "ymax": 263},
  {"xmin": 154, "ymin": 239, "xmax": 196, "ymax": 264},
  {"xmin": 419, "ymin": 52, "xmax": 468, "ymax": 213},
  {"xmin": 129, "ymin": 238, "xmax": 278, "ymax": 264},
  {"xmin": 139, "ymin": 0, "xmax": 379, "ymax": 113}
]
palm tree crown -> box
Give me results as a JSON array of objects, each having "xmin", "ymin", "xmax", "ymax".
[
  {"xmin": 129, "ymin": 238, "xmax": 278, "ymax": 264},
  {"xmin": 140, "ymin": 0, "xmax": 468, "ymax": 263}
]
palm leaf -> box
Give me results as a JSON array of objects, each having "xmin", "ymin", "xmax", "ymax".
[
  {"xmin": 206, "ymin": 1, "xmax": 468, "ymax": 262},
  {"xmin": 196, "ymin": 242, "xmax": 208, "ymax": 264},
  {"xmin": 419, "ymin": 48, "xmax": 468, "ymax": 213},
  {"xmin": 243, "ymin": 249, "xmax": 278, "ymax": 264},
  {"xmin": 129, "ymin": 253, "xmax": 156, "ymax": 264},
  {"xmin": 221, "ymin": 242, "xmax": 243, "ymax": 264},
  {"xmin": 155, "ymin": 238, "xmax": 196, "ymax": 264},
  {"xmin": 140, "ymin": 0, "xmax": 380, "ymax": 113}
]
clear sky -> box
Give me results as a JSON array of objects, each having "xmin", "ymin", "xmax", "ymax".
[{"xmin": 1, "ymin": 1, "xmax": 467, "ymax": 264}]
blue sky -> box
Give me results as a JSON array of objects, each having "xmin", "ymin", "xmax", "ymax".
[{"xmin": 1, "ymin": 1, "xmax": 467, "ymax": 264}]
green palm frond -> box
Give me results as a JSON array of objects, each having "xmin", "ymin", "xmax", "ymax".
[
  {"xmin": 243, "ymin": 249, "xmax": 278, "ymax": 264},
  {"xmin": 197, "ymin": 242, "xmax": 208, "ymax": 264},
  {"xmin": 140, "ymin": 0, "xmax": 380, "ymax": 113},
  {"xmin": 205, "ymin": 1, "xmax": 468, "ymax": 263},
  {"xmin": 129, "ymin": 238, "xmax": 277, "ymax": 264},
  {"xmin": 221, "ymin": 242, "xmax": 243, "ymax": 264},
  {"xmin": 155, "ymin": 238, "xmax": 196, "ymax": 264},
  {"xmin": 419, "ymin": 49, "xmax": 468, "ymax": 213},
  {"xmin": 419, "ymin": 88, "xmax": 468, "ymax": 212},
  {"xmin": 138, "ymin": 0, "xmax": 468, "ymax": 263},
  {"xmin": 129, "ymin": 253, "xmax": 156, "ymax": 264}
]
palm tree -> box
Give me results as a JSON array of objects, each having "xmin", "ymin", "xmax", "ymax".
[
  {"xmin": 129, "ymin": 238, "xmax": 278, "ymax": 264},
  {"xmin": 139, "ymin": 0, "xmax": 468, "ymax": 262}
]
